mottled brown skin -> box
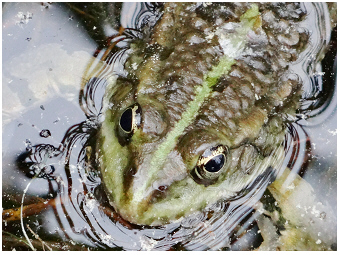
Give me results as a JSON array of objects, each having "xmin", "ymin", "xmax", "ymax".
[{"xmin": 97, "ymin": 3, "xmax": 308, "ymax": 225}]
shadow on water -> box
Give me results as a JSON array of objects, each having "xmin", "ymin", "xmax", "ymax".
[{"xmin": 2, "ymin": 2, "xmax": 337, "ymax": 251}]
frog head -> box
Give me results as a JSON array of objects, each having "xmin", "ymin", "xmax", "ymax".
[{"xmin": 97, "ymin": 76, "xmax": 287, "ymax": 226}]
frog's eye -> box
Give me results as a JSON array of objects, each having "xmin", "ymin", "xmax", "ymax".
[
  {"xmin": 191, "ymin": 145, "xmax": 228, "ymax": 186},
  {"xmin": 119, "ymin": 103, "xmax": 142, "ymax": 135}
]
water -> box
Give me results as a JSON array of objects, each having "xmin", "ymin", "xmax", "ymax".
[{"xmin": 2, "ymin": 2, "xmax": 336, "ymax": 251}]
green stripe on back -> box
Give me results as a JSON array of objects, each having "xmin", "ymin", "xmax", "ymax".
[{"xmin": 132, "ymin": 4, "xmax": 260, "ymax": 204}]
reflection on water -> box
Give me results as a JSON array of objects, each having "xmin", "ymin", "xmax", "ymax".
[{"xmin": 2, "ymin": 2, "xmax": 337, "ymax": 251}]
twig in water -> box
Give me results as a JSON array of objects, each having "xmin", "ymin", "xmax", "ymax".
[{"xmin": 26, "ymin": 224, "xmax": 53, "ymax": 251}]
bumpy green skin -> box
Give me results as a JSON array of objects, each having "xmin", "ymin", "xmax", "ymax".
[{"xmin": 97, "ymin": 3, "xmax": 307, "ymax": 226}]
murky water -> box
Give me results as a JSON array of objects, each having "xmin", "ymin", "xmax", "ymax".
[{"xmin": 2, "ymin": 2, "xmax": 336, "ymax": 251}]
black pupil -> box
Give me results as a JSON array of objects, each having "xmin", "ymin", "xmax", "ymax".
[
  {"xmin": 204, "ymin": 154, "xmax": 225, "ymax": 172},
  {"xmin": 120, "ymin": 108, "xmax": 133, "ymax": 132}
]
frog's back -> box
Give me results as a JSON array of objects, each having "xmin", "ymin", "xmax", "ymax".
[{"xmin": 98, "ymin": 3, "xmax": 309, "ymax": 226}]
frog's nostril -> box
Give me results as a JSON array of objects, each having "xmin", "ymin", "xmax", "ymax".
[
  {"xmin": 148, "ymin": 185, "xmax": 169, "ymax": 204},
  {"xmin": 157, "ymin": 185, "xmax": 168, "ymax": 191},
  {"xmin": 123, "ymin": 166, "xmax": 137, "ymax": 191}
]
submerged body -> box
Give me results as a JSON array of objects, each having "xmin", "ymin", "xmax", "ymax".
[{"xmin": 97, "ymin": 3, "xmax": 308, "ymax": 226}]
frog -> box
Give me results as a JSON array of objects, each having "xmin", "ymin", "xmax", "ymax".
[{"xmin": 96, "ymin": 2, "xmax": 310, "ymax": 226}]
